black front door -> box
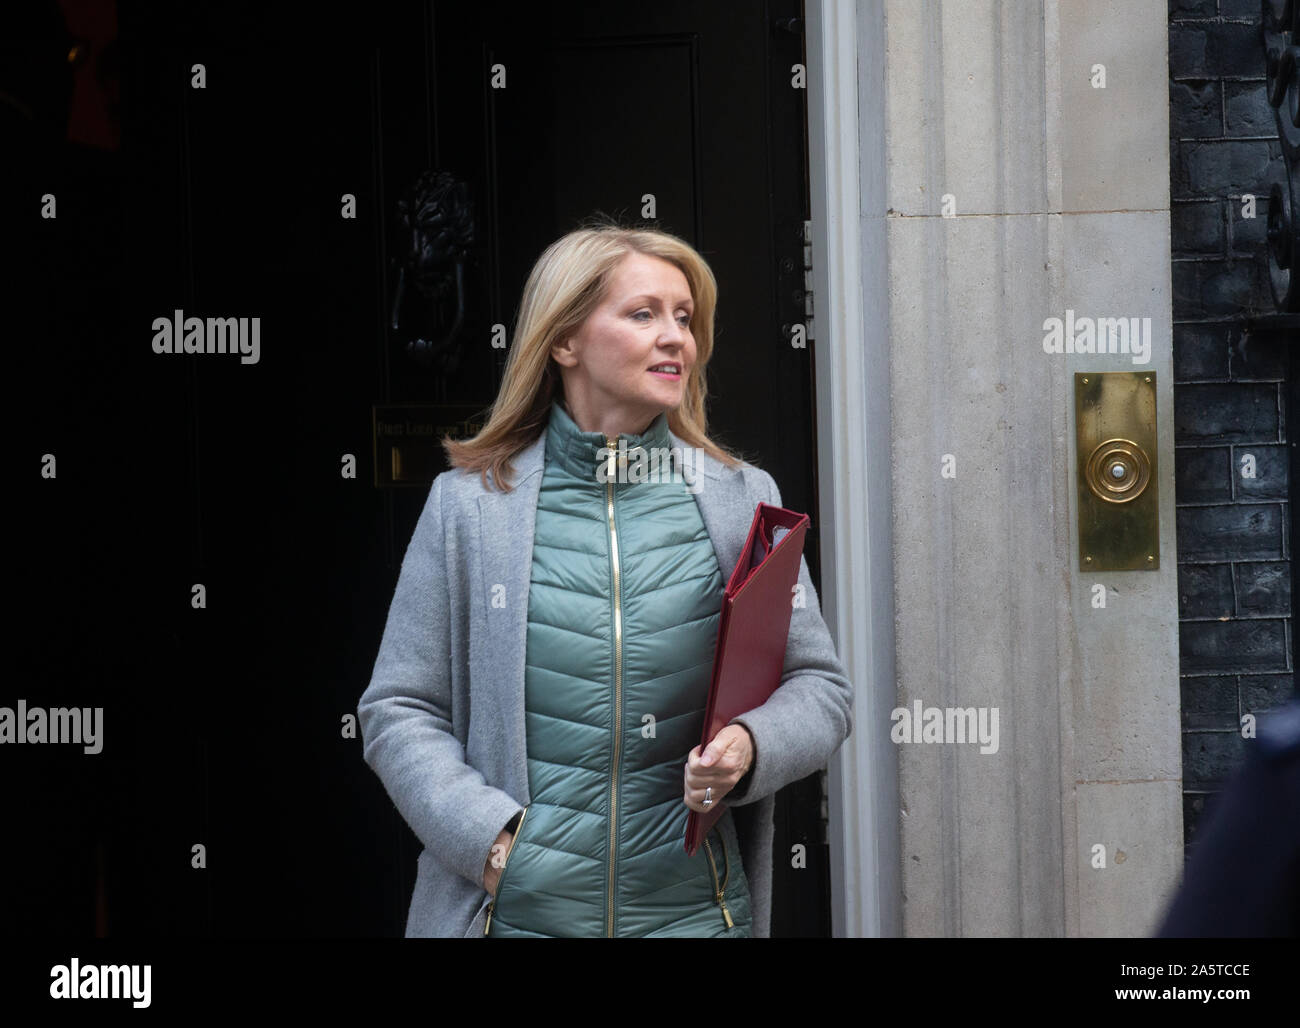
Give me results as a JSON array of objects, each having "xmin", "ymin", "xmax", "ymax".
[
  {"xmin": 12, "ymin": 0, "xmax": 829, "ymax": 939},
  {"xmin": 408, "ymin": 0, "xmax": 829, "ymax": 936}
]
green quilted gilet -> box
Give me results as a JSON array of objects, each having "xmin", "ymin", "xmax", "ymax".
[{"xmin": 485, "ymin": 399, "xmax": 753, "ymax": 937}]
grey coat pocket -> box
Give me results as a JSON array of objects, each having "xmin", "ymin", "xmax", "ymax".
[
  {"xmin": 483, "ymin": 804, "xmax": 530, "ymax": 936},
  {"xmin": 464, "ymin": 894, "xmax": 492, "ymax": 938}
]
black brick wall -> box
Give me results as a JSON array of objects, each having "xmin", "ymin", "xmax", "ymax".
[{"xmin": 1169, "ymin": 0, "xmax": 1291, "ymax": 852}]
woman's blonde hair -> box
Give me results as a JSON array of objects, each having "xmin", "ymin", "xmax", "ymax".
[{"xmin": 443, "ymin": 218, "xmax": 746, "ymax": 492}]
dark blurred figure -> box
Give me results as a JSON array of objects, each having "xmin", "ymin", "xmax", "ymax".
[{"xmin": 1157, "ymin": 694, "xmax": 1300, "ymax": 937}]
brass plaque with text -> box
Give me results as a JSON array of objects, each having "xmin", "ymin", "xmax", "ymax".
[{"xmin": 372, "ymin": 403, "xmax": 488, "ymax": 488}]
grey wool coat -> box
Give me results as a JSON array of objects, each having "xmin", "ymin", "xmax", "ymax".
[{"xmin": 357, "ymin": 421, "xmax": 854, "ymax": 938}]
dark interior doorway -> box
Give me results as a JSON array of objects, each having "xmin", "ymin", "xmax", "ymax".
[{"xmin": 9, "ymin": 0, "xmax": 830, "ymax": 938}]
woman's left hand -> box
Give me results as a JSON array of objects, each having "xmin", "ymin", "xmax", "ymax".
[{"xmin": 683, "ymin": 724, "xmax": 754, "ymax": 811}]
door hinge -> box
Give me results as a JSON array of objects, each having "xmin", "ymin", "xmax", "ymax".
[{"xmin": 803, "ymin": 219, "xmax": 814, "ymax": 340}]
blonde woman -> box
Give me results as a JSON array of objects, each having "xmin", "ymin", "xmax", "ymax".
[{"xmin": 358, "ymin": 223, "xmax": 853, "ymax": 937}]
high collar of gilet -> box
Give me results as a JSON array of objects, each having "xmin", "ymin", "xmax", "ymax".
[{"xmin": 544, "ymin": 398, "xmax": 675, "ymax": 486}]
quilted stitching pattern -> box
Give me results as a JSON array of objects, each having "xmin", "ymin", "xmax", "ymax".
[{"xmin": 487, "ymin": 402, "xmax": 753, "ymax": 937}]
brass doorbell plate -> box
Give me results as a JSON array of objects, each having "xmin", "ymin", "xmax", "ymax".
[{"xmin": 1075, "ymin": 372, "xmax": 1159, "ymax": 571}]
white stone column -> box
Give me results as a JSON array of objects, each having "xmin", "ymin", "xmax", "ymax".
[
  {"xmin": 875, "ymin": 0, "xmax": 1182, "ymax": 936},
  {"xmin": 807, "ymin": 0, "xmax": 902, "ymax": 939}
]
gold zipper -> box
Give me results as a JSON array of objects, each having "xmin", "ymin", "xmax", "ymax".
[
  {"xmin": 703, "ymin": 828, "xmax": 734, "ymax": 929},
  {"xmin": 483, "ymin": 806, "xmax": 529, "ymax": 936},
  {"xmin": 604, "ymin": 434, "xmax": 624, "ymax": 938}
]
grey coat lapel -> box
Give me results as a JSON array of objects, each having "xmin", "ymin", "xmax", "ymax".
[
  {"xmin": 476, "ymin": 430, "xmax": 547, "ymax": 799},
  {"xmin": 671, "ymin": 429, "xmax": 754, "ymax": 585}
]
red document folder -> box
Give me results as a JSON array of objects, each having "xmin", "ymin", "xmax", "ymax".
[{"xmin": 684, "ymin": 501, "xmax": 810, "ymax": 856}]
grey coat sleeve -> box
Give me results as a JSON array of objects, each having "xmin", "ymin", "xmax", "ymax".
[
  {"xmin": 723, "ymin": 466, "xmax": 854, "ymax": 806},
  {"xmin": 357, "ymin": 473, "xmax": 524, "ymax": 889}
]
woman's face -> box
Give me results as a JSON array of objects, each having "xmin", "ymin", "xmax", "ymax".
[{"xmin": 551, "ymin": 252, "xmax": 697, "ymax": 438}]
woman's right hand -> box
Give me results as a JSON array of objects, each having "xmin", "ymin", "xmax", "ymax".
[{"xmin": 482, "ymin": 827, "xmax": 515, "ymax": 896}]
